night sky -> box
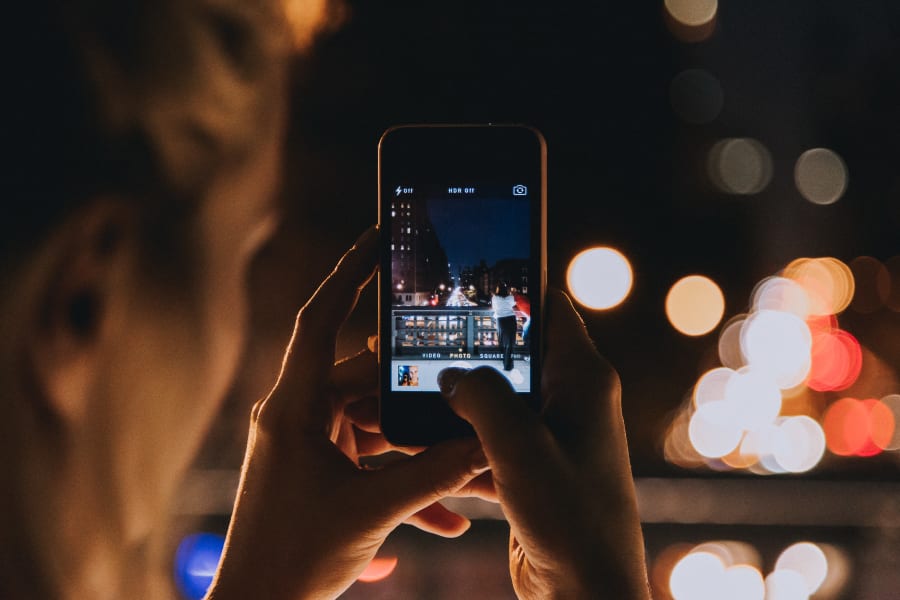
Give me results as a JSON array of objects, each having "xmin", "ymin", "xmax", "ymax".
[{"xmin": 426, "ymin": 196, "xmax": 529, "ymax": 273}]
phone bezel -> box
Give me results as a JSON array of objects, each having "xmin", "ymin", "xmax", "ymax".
[{"xmin": 378, "ymin": 124, "xmax": 547, "ymax": 446}]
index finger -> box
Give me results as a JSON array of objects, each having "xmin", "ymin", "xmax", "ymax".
[{"xmin": 264, "ymin": 226, "xmax": 378, "ymax": 427}]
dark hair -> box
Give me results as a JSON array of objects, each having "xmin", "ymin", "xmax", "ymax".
[{"xmin": 494, "ymin": 282, "xmax": 509, "ymax": 297}]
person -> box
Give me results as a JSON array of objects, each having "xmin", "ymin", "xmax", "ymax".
[
  {"xmin": 2, "ymin": 1, "xmax": 650, "ymax": 598},
  {"xmin": 512, "ymin": 286, "xmax": 532, "ymax": 349},
  {"xmin": 491, "ymin": 282, "xmax": 518, "ymax": 371}
]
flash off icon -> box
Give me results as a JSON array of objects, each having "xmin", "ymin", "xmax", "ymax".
[{"xmin": 512, "ymin": 184, "xmax": 527, "ymax": 196}]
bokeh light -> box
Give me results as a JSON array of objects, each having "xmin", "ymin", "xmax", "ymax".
[
  {"xmin": 751, "ymin": 277, "xmax": 810, "ymax": 318},
  {"xmin": 694, "ymin": 367, "xmax": 734, "ymax": 408},
  {"xmin": 772, "ymin": 416, "xmax": 826, "ymax": 473},
  {"xmin": 794, "ymin": 148, "xmax": 848, "ymax": 205},
  {"xmin": 692, "ymin": 541, "xmax": 761, "ymax": 570},
  {"xmin": 651, "ymin": 543, "xmax": 694, "ymax": 600},
  {"xmin": 741, "ymin": 423, "xmax": 784, "ymax": 475},
  {"xmin": 664, "ymin": 0, "xmax": 717, "ymax": 42},
  {"xmin": 174, "ymin": 533, "xmax": 225, "ymax": 600},
  {"xmin": 650, "ymin": 540, "xmax": 850, "ymax": 600},
  {"xmin": 817, "ymin": 544, "xmax": 852, "ymax": 599},
  {"xmin": 783, "ymin": 257, "xmax": 855, "ymax": 316},
  {"xmin": 690, "ymin": 542, "xmax": 736, "ymax": 567},
  {"xmin": 722, "ymin": 565, "xmax": 765, "ymax": 600},
  {"xmin": 822, "ymin": 397, "xmax": 867, "ymax": 456},
  {"xmin": 717, "ymin": 315, "xmax": 748, "ymax": 370},
  {"xmin": 657, "ymin": 542, "xmax": 849, "ymax": 600},
  {"xmin": 667, "ymin": 544, "xmax": 766, "ymax": 600},
  {"xmin": 669, "ymin": 551, "xmax": 726, "ymax": 600},
  {"xmin": 775, "ymin": 542, "xmax": 828, "ymax": 595},
  {"xmin": 666, "ymin": 249, "xmax": 890, "ymax": 477},
  {"xmin": 689, "ymin": 401, "xmax": 744, "ymax": 458},
  {"xmin": 664, "ymin": 0, "xmax": 717, "ymax": 26},
  {"xmin": 670, "ymin": 69, "xmax": 724, "ymax": 124},
  {"xmin": 765, "ymin": 569, "xmax": 811, "ymax": 600},
  {"xmin": 779, "ymin": 383, "xmax": 822, "ymax": 417},
  {"xmin": 666, "ymin": 275, "xmax": 726, "ymax": 336},
  {"xmin": 721, "ymin": 442, "xmax": 759, "ymax": 470},
  {"xmin": 848, "ymin": 256, "xmax": 890, "ymax": 313},
  {"xmin": 566, "ymin": 247, "xmax": 634, "ymax": 310},
  {"xmin": 859, "ymin": 398, "xmax": 895, "ymax": 456},
  {"xmin": 740, "ymin": 310, "xmax": 812, "ymax": 389},
  {"xmin": 664, "ymin": 410, "xmax": 707, "ymax": 468},
  {"xmin": 805, "ymin": 313, "xmax": 838, "ymax": 337},
  {"xmin": 807, "ymin": 329, "xmax": 862, "ymax": 391},
  {"xmin": 881, "ymin": 394, "xmax": 900, "ymax": 451},
  {"xmin": 724, "ymin": 367, "xmax": 782, "ymax": 431},
  {"xmin": 708, "ymin": 138, "xmax": 773, "ymax": 195},
  {"xmin": 357, "ymin": 556, "xmax": 399, "ymax": 583}
]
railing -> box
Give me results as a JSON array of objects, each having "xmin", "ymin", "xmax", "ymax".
[{"xmin": 392, "ymin": 307, "xmax": 527, "ymax": 357}]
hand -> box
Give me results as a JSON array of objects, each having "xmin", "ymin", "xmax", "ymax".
[
  {"xmin": 442, "ymin": 289, "xmax": 650, "ymax": 599},
  {"xmin": 208, "ymin": 227, "xmax": 488, "ymax": 600}
]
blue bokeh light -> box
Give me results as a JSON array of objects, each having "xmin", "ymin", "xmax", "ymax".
[{"xmin": 174, "ymin": 532, "xmax": 225, "ymax": 600}]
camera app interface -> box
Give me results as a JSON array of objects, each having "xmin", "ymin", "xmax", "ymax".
[{"xmin": 389, "ymin": 182, "xmax": 533, "ymax": 392}]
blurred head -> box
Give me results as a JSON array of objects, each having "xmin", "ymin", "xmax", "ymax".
[
  {"xmin": 1, "ymin": 0, "xmax": 332, "ymax": 587},
  {"xmin": 495, "ymin": 283, "xmax": 509, "ymax": 297}
]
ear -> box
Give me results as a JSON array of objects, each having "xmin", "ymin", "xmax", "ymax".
[{"xmin": 25, "ymin": 200, "xmax": 136, "ymax": 426}]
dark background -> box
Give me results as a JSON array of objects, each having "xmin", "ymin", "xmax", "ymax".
[
  {"xmin": 228, "ymin": 0, "xmax": 900, "ymax": 476},
  {"xmin": 184, "ymin": 2, "xmax": 900, "ymax": 598}
]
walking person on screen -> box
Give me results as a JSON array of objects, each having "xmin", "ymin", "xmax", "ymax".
[{"xmin": 491, "ymin": 282, "xmax": 517, "ymax": 371}]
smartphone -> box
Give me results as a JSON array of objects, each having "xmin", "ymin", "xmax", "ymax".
[{"xmin": 378, "ymin": 124, "xmax": 547, "ymax": 446}]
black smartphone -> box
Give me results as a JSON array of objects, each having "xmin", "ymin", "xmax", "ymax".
[{"xmin": 378, "ymin": 124, "xmax": 547, "ymax": 446}]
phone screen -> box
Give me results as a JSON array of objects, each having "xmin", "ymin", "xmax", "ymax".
[
  {"xmin": 379, "ymin": 125, "xmax": 545, "ymax": 444},
  {"xmin": 388, "ymin": 182, "xmax": 534, "ymax": 391}
]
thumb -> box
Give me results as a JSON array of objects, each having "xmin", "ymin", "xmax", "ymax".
[
  {"xmin": 444, "ymin": 367, "xmax": 570, "ymax": 550},
  {"xmin": 446, "ymin": 366, "xmax": 558, "ymax": 476},
  {"xmin": 369, "ymin": 437, "xmax": 488, "ymax": 526}
]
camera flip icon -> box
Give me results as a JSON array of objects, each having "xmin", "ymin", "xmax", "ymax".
[{"xmin": 512, "ymin": 184, "xmax": 528, "ymax": 196}]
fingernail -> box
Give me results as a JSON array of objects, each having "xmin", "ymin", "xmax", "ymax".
[{"xmin": 437, "ymin": 367, "xmax": 467, "ymax": 398}]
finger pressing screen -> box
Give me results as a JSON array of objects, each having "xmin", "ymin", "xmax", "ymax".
[
  {"xmin": 437, "ymin": 366, "xmax": 468, "ymax": 397},
  {"xmin": 446, "ymin": 366, "xmax": 557, "ymax": 479}
]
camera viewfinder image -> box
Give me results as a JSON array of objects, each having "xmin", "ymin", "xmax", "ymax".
[{"xmin": 390, "ymin": 184, "xmax": 532, "ymax": 393}]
